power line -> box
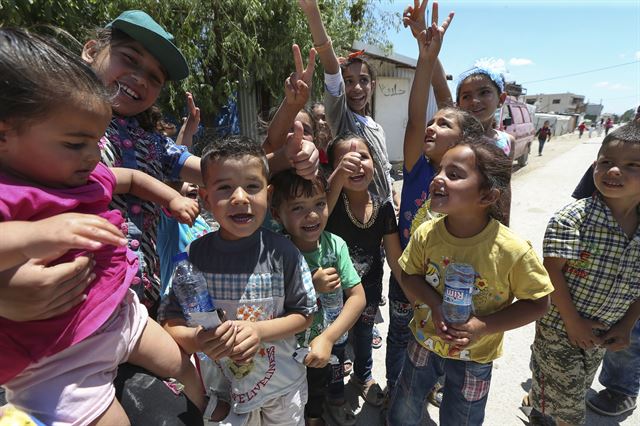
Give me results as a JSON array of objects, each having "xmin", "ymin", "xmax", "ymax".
[{"xmin": 522, "ymin": 60, "xmax": 640, "ymax": 84}]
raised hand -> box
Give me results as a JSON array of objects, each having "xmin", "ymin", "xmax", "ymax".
[
  {"xmin": 285, "ymin": 44, "xmax": 316, "ymax": 107},
  {"xmin": 183, "ymin": 92, "xmax": 201, "ymax": 138},
  {"xmin": 417, "ymin": 1, "xmax": 454, "ymax": 59},
  {"xmin": 403, "ymin": 0, "xmax": 429, "ymax": 37},
  {"xmin": 336, "ymin": 140, "xmax": 362, "ymax": 177},
  {"xmin": 285, "ymin": 121, "xmax": 320, "ymax": 180},
  {"xmin": 168, "ymin": 196, "xmax": 200, "ymax": 226}
]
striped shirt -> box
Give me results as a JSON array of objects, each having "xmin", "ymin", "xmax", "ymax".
[{"xmin": 541, "ymin": 195, "xmax": 640, "ymax": 332}]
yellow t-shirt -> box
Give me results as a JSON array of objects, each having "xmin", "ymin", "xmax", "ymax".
[{"xmin": 399, "ymin": 217, "xmax": 553, "ymax": 363}]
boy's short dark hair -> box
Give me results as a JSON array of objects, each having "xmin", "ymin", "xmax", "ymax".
[
  {"xmin": 200, "ymin": 135, "xmax": 269, "ymax": 183},
  {"xmin": 601, "ymin": 121, "xmax": 640, "ymax": 148},
  {"xmin": 270, "ymin": 169, "xmax": 328, "ymax": 210}
]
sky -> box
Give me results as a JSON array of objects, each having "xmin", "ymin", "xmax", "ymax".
[{"xmin": 377, "ymin": 0, "xmax": 640, "ymax": 115}]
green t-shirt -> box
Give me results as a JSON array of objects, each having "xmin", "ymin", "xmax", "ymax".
[{"xmin": 297, "ymin": 231, "xmax": 361, "ymax": 346}]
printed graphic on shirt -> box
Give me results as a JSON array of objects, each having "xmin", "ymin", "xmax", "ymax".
[
  {"xmin": 413, "ymin": 257, "xmax": 501, "ymax": 360},
  {"xmin": 424, "ymin": 259, "xmax": 441, "ymax": 288},
  {"xmin": 349, "ymin": 246, "xmax": 373, "ymax": 280}
]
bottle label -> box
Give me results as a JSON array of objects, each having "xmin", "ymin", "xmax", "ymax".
[{"xmin": 443, "ymin": 285, "xmax": 472, "ymax": 306}]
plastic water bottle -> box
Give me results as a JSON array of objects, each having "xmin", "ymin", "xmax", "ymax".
[
  {"xmin": 318, "ymin": 289, "xmax": 347, "ymax": 345},
  {"xmin": 171, "ymin": 252, "xmax": 222, "ymax": 359},
  {"xmin": 441, "ymin": 263, "xmax": 476, "ymax": 325}
]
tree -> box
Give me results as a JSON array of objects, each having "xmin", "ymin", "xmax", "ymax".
[
  {"xmin": 1, "ymin": 0, "xmax": 397, "ymax": 120},
  {"xmin": 620, "ymin": 108, "xmax": 635, "ymax": 123}
]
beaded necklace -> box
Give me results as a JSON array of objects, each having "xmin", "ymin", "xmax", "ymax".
[{"xmin": 341, "ymin": 192, "xmax": 379, "ymax": 229}]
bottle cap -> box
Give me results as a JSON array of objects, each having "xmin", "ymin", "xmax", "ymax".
[{"xmin": 172, "ymin": 252, "xmax": 189, "ymax": 263}]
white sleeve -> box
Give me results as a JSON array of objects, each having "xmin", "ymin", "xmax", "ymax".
[{"xmin": 324, "ymin": 70, "xmax": 344, "ymax": 97}]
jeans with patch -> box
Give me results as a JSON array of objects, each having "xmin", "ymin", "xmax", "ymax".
[
  {"xmin": 387, "ymin": 340, "xmax": 492, "ymax": 426},
  {"xmin": 386, "ymin": 275, "xmax": 414, "ymax": 391},
  {"xmin": 599, "ymin": 319, "xmax": 640, "ymax": 397}
]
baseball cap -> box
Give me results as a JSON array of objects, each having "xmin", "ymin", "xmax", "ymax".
[{"xmin": 107, "ymin": 10, "xmax": 189, "ymax": 81}]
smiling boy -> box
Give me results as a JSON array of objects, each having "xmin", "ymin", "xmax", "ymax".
[
  {"xmin": 529, "ymin": 122, "xmax": 640, "ymax": 426},
  {"xmin": 159, "ymin": 136, "xmax": 317, "ymax": 425}
]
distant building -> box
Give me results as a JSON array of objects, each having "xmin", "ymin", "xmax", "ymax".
[
  {"xmin": 524, "ymin": 93, "xmax": 586, "ymax": 114},
  {"xmin": 584, "ymin": 103, "xmax": 604, "ymax": 121}
]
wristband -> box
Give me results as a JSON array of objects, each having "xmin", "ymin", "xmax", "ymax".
[{"xmin": 313, "ymin": 37, "xmax": 332, "ymax": 53}]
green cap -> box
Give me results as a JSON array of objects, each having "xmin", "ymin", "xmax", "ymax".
[{"xmin": 107, "ymin": 10, "xmax": 189, "ymax": 81}]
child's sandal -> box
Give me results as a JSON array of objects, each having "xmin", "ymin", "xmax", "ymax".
[{"xmin": 350, "ymin": 378, "xmax": 386, "ymax": 407}]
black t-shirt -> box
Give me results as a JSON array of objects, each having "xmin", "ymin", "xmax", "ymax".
[
  {"xmin": 326, "ymin": 193, "xmax": 398, "ymax": 305},
  {"xmin": 572, "ymin": 165, "xmax": 596, "ymax": 199}
]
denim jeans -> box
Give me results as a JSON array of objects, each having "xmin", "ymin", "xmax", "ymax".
[
  {"xmin": 538, "ymin": 138, "xmax": 546, "ymax": 155},
  {"xmin": 599, "ymin": 319, "xmax": 640, "ymax": 397},
  {"xmin": 386, "ymin": 274, "xmax": 414, "ymax": 391},
  {"xmin": 328, "ymin": 304, "xmax": 377, "ymax": 400},
  {"xmin": 387, "ymin": 340, "xmax": 492, "ymax": 426}
]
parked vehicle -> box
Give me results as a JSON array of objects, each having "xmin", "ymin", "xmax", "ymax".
[{"xmin": 495, "ymin": 96, "xmax": 535, "ymax": 166}]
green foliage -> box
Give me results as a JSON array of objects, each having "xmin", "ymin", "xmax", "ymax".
[
  {"xmin": 620, "ymin": 108, "xmax": 636, "ymax": 123},
  {"xmin": 1, "ymin": 0, "xmax": 396, "ymax": 121}
]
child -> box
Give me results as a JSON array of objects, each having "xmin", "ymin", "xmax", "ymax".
[
  {"xmin": 578, "ymin": 121, "xmax": 587, "ymax": 138},
  {"xmin": 455, "ymin": 64, "xmax": 515, "ymax": 157},
  {"xmin": 387, "ymin": 0, "xmax": 484, "ymax": 402},
  {"xmin": 82, "ymin": 12, "xmax": 319, "ymax": 313},
  {"xmin": 387, "ymin": 139, "xmax": 553, "ymax": 426},
  {"xmin": 157, "ymin": 181, "xmax": 212, "ymax": 295},
  {"xmin": 311, "ymin": 102, "xmax": 332, "ymax": 165},
  {"xmin": 0, "ymin": 28, "xmax": 206, "ymax": 424},
  {"xmin": 271, "ymin": 170, "xmax": 366, "ymax": 426},
  {"xmin": 324, "ymin": 133, "xmax": 403, "ymax": 409},
  {"xmin": 529, "ymin": 122, "xmax": 640, "ymax": 426},
  {"xmin": 159, "ymin": 136, "xmax": 318, "ymax": 425},
  {"xmin": 299, "ymin": 0, "xmax": 399, "ymax": 207},
  {"xmin": 536, "ymin": 121, "xmax": 552, "ymax": 156}
]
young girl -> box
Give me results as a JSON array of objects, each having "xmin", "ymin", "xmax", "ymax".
[
  {"xmin": 82, "ymin": 15, "xmax": 319, "ymax": 314},
  {"xmin": 324, "ymin": 133, "xmax": 403, "ymax": 411},
  {"xmin": 455, "ymin": 63, "xmax": 516, "ymax": 158},
  {"xmin": 299, "ymin": 0, "xmax": 398, "ymax": 207},
  {"xmin": 386, "ymin": 0, "xmax": 482, "ymax": 402},
  {"xmin": 0, "ymin": 28, "xmax": 206, "ymax": 424},
  {"xmin": 387, "ymin": 139, "xmax": 553, "ymax": 426}
]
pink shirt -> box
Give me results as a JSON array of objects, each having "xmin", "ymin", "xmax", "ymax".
[{"xmin": 0, "ymin": 163, "xmax": 138, "ymax": 383}]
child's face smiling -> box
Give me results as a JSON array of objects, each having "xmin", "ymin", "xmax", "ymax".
[
  {"xmin": 429, "ymin": 145, "xmax": 486, "ymax": 217},
  {"xmin": 343, "ymin": 62, "xmax": 375, "ymax": 116},
  {"xmin": 83, "ymin": 39, "xmax": 166, "ymax": 117},
  {"xmin": 200, "ymin": 156, "xmax": 269, "ymax": 241},
  {"xmin": 424, "ymin": 110, "xmax": 463, "ymax": 164},
  {"xmin": 593, "ymin": 141, "xmax": 640, "ymax": 204},
  {"xmin": 275, "ymin": 191, "xmax": 328, "ymax": 252},
  {"xmin": 0, "ymin": 100, "xmax": 111, "ymax": 188},
  {"xmin": 332, "ymin": 138, "xmax": 374, "ymax": 192},
  {"xmin": 457, "ymin": 75, "xmax": 505, "ymax": 127}
]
